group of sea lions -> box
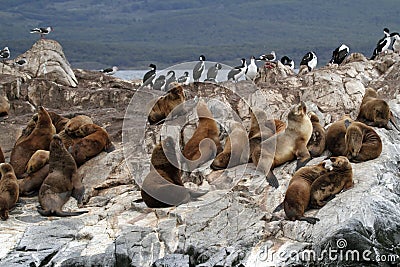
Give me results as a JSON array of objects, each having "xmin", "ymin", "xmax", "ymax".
[
  {"xmin": 0, "ymin": 106, "xmax": 114, "ymax": 219},
  {"xmin": 142, "ymin": 84, "xmax": 396, "ymax": 225}
]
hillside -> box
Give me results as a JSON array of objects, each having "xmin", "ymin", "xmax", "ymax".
[{"xmin": 1, "ymin": 0, "xmax": 400, "ymax": 69}]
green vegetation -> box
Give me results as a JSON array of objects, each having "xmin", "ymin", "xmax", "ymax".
[{"xmin": 0, "ymin": 0, "xmax": 399, "ymax": 69}]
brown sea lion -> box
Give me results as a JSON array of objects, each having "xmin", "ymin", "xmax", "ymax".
[
  {"xmin": 26, "ymin": 150, "xmax": 49, "ymax": 174},
  {"xmin": 310, "ymin": 156, "xmax": 353, "ymax": 208},
  {"xmin": 141, "ymin": 136, "xmax": 208, "ymax": 208},
  {"xmin": 48, "ymin": 111, "xmax": 70, "ymax": 133},
  {"xmin": 307, "ymin": 112, "xmax": 326, "ymax": 157},
  {"xmin": 182, "ymin": 100, "xmax": 222, "ymax": 171},
  {"xmin": 0, "ymin": 163, "xmax": 19, "ymax": 220},
  {"xmin": 58, "ymin": 130, "xmax": 82, "ymax": 150},
  {"xmin": 283, "ymin": 160, "xmax": 329, "ymax": 224},
  {"xmin": 65, "ymin": 115, "xmax": 93, "ymax": 136},
  {"xmin": 37, "ymin": 135, "xmax": 87, "ymax": 217},
  {"xmin": 326, "ymin": 115, "xmax": 353, "ymax": 156},
  {"xmin": 18, "ymin": 164, "xmax": 49, "ymax": 196},
  {"xmin": 211, "ymin": 120, "xmax": 250, "ymax": 170},
  {"xmin": 252, "ymin": 102, "xmax": 313, "ymax": 188},
  {"xmin": 357, "ymin": 87, "xmax": 398, "ymax": 130},
  {"xmin": 148, "ymin": 84, "xmax": 185, "ymax": 125},
  {"xmin": 10, "ymin": 106, "xmax": 56, "ymax": 178},
  {"xmin": 69, "ymin": 124, "xmax": 115, "ymax": 165},
  {"xmin": 345, "ymin": 121, "xmax": 382, "ymax": 162},
  {"xmin": 0, "ymin": 146, "xmax": 4, "ymax": 163}
]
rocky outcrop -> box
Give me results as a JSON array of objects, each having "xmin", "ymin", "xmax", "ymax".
[{"xmin": 0, "ymin": 46, "xmax": 399, "ymax": 267}]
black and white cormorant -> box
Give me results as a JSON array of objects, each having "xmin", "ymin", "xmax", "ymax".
[
  {"xmin": 0, "ymin": 47, "xmax": 10, "ymax": 62},
  {"xmin": 14, "ymin": 58, "xmax": 27, "ymax": 67},
  {"xmin": 164, "ymin": 70, "xmax": 177, "ymax": 90},
  {"xmin": 142, "ymin": 64, "xmax": 157, "ymax": 87},
  {"xmin": 178, "ymin": 71, "xmax": 190, "ymax": 85},
  {"xmin": 280, "ymin": 56, "xmax": 295, "ymax": 69},
  {"xmin": 30, "ymin": 26, "xmax": 53, "ymax": 38},
  {"xmin": 205, "ymin": 63, "xmax": 222, "ymax": 82},
  {"xmin": 227, "ymin": 58, "xmax": 247, "ymax": 82},
  {"xmin": 371, "ymin": 28, "xmax": 391, "ymax": 60},
  {"xmin": 153, "ymin": 75, "xmax": 166, "ymax": 91},
  {"xmin": 192, "ymin": 55, "xmax": 205, "ymax": 82},
  {"xmin": 300, "ymin": 51, "xmax": 318, "ymax": 71},
  {"xmin": 329, "ymin": 44, "xmax": 349, "ymax": 64},
  {"xmin": 245, "ymin": 56, "xmax": 258, "ymax": 81},
  {"xmin": 390, "ymin": 32, "xmax": 400, "ymax": 53}
]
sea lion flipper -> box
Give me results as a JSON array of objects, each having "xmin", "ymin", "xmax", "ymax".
[
  {"xmin": 295, "ymin": 157, "xmax": 311, "ymax": 170},
  {"xmin": 298, "ymin": 216, "xmax": 320, "ymax": 224},
  {"xmin": 389, "ymin": 116, "xmax": 400, "ymax": 131},
  {"xmin": 273, "ymin": 202, "xmax": 284, "ymax": 212},
  {"xmin": 54, "ymin": 210, "xmax": 88, "ymax": 217},
  {"xmin": 189, "ymin": 189, "xmax": 208, "ymax": 200},
  {"xmin": 266, "ymin": 170, "xmax": 279, "ymax": 188}
]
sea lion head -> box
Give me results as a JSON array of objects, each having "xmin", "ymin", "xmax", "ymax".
[
  {"xmin": 364, "ymin": 87, "xmax": 378, "ymax": 98},
  {"xmin": 211, "ymin": 151, "xmax": 231, "ymax": 170},
  {"xmin": 329, "ymin": 156, "xmax": 351, "ymax": 170},
  {"xmin": 50, "ymin": 134, "xmax": 65, "ymax": 152},
  {"xmin": 151, "ymin": 136, "xmax": 179, "ymax": 168},
  {"xmin": 288, "ymin": 101, "xmax": 307, "ymax": 122},
  {"xmin": 0, "ymin": 163, "xmax": 14, "ymax": 176},
  {"xmin": 345, "ymin": 126, "xmax": 363, "ymax": 159},
  {"xmin": 308, "ymin": 111, "xmax": 320, "ymax": 123}
]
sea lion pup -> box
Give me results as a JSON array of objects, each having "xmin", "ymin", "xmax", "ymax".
[
  {"xmin": 26, "ymin": 150, "xmax": 49, "ymax": 174},
  {"xmin": 211, "ymin": 120, "xmax": 250, "ymax": 170},
  {"xmin": 69, "ymin": 124, "xmax": 115, "ymax": 165},
  {"xmin": 307, "ymin": 112, "xmax": 326, "ymax": 157},
  {"xmin": 38, "ymin": 135, "xmax": 87, "ymax": 217},
  {"xmin": 148, "ymin": 84, "xmax": 185, "ymax": 125},
  {"xmin": 182, "ymin": 100, "xmax": 223, "ymax": 171},
  {"xmin": 65, "ymin": 115, "xmax": 93, "ymax": 136},
  {"xmin": 18, "ymin": 164, "xmax": 49, "ymax": 196},
  {"xmin": 0, "ymin": 146, "xmax": 4, "ymax": 163},
  {"xmin": 310, "ymin": 156, "xmax": 353, "ymax": 208},
  {"xmin": 141, "ymin": 136, "xmax": 208, "ymax": 208},
  {"xmin": 283, "ymin": 160, "xmax": 330, "ymax": 224},
  {"xmin": 48, "ymin": 111, "xmax": 69, "ymax": 133},
  {"xmin": 345, "ymin": 121, "xmax": 382, "ymax": 162},
  {"xmin": 0, "ymin": 163, "xmax": 19, "ymax": 220},
  {"xmin": 326, "ymin": 115, "xmax": 353, "ymax": 156},
  {"xmin": 252, "ymin": 102, "xmax": 313, "ymax": 188},
  {"xmin": 10, "ymin": 106, "xmax": 56, "ymax": 178},
  {"xmin": 357, "ymin": 87, "xmax": 399, "ymax": 130}
]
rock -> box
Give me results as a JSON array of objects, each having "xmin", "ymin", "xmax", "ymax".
[{"xmin": 0, "ymin": 48, "xmax": 400, "ymax": 267}]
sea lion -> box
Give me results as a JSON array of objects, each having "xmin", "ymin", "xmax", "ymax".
[
  {"xmin": 148, "ymin": 84, "xmax": 185, "ymax": 125},
  {"xmin": 307, "ymin": 112, "xmax": 326, "ymax": 157},
  {"xmin": 141, "ymin": 136, "xmax": 208, "ymax": 208},
  {"xmin": 357, "ymin": 87, "xmax": 398, "ymax": 130},
  {"xmin": 26, "ymin": 150, "xmax": 49, "ymax": 174},
  {"xmin": 182, "ymin": 100, "xmax": 222, "ymax": 171},
  {"xmin": 0, "ymin": 163, "xmax": 19, "ymax": 220},
  {"xmin": 310, "ymin": 156, "xmax": 353, "ymax": 208},
  {"xmin": 18, "ymin": 164, "xmax": 49, "ymax": 196},
  {"xmin": 10, "ymin": 106, "xmax": 56, "ymax": 178},
  {"xmin": 0, "ymin": 146, "xmax": 4, "ymax": 163},
  {"xmin": 37, "ymin": 135, "xmax": 87, "ymax": 217},
  {"xmin": 58, "ymin": 130, "xmax": 82, "ymax": 150},
  {"xmin": 283, "ymin": 160, "xmax": 329, "ymax": 224},
  {"xmin": 252, "ymin": 102, "xmax": 313, "ymax": 188},
  {"xmin": 48, "ymin": 111, "xmax": 70, "ymax": 133},
  {"xmin": 211, "ymin": 120, "xmax": 250, "ymax": 170},
  {"xmin": 326, "ymin": 115, "xmax": 353, "ymax": 156},
  {"xmin": 65, "ymin": 115, "xmax": 93, "ymax": 136},
  {"xmin": 69, "ymin": 124, "xmax": 115, "ymax": 165},
  {"xmin": 345, "ymin": 121, "xmax": 382, "ymax": 162}
]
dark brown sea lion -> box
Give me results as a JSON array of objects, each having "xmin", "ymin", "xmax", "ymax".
[
  {"xmin": 18, "ymin": 164, "xmax": 49, "ymax": 196},
  {"xmin": 326, "ymin": 115, "xmax": 353, "ymax": 156},
  {"xmin": 69, "ymin": 124, "xmax": 115, "ymax": 165},
  {"xmin": 37, "ymin": 135, "xmax": 87, "ymax": 217},
  {"xmin": 252, "ymin": 102, "xmax": 313, "ymax": 188},
  {"xmin": 10, "ymin": 106, "xmax": 55, "ymax": 178},
  {"xmin": 0, "ymin": 163, "xmax": 19, "ymax": 220},
  {"xmin": 182, "ymin": 100, "xmax": 222, "ymax": 171},
  {"xmin": 307, "ymin": 112, "xmax": 326, "ymax": 157},
  {"xmin": 310, "ymin": 156, "xmax": 353, "ymax": 208},
  {"xmin": 148, "ymin": 84, "xmax": 185, "ymax": 125},
  {"xmin": 141, "ymin": 136, "xmax": 208, "ymax": 208},
  {"xmin": 345, "ymin": 121, "xmax": 382, "ymax": 162},
  {"xmin": 357, "ymin": 87, "xmax": 398, "ymax": 130},
  {"xmin": 284, "ymin": 160, "xmax": 329, "ymax": 224},
  {"xmin": 48, "ymin": 111, "xmax": 70, "ymax": 133}
]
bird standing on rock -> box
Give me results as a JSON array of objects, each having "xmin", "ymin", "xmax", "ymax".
[
  {"xmin": 142, "ymin": 64, "xmax": 157, "ymax": 87},
  {"xmin": 178, "ymin": 71, "xmax": 190, "ymax": 85},
  {"xmin": 0, "ymin": 47, "xmax": 10, "ymax": 62},
  {"xmin": 258, "ymin": 51, "xmax": 276, "ymax": 69},
  {"xmin": 164, "ymin": 70, "xmax": 177, "ymax": 91},
  {"xmin": 329, "ymin": 44, "xmax": 349, "ymax": 64},
  {"xmin": 390, "ymin": 32, "xmax": 400, "ymax": 53},
  {"xmin": 280, "ymin": 56, "xmax": 295, "ymax": 69},
  {"xmin": 371, "ymin": 28, "xmax": 391, "ymax": 60},
  {"xmin": 300, "ymin": 51, "xmax": 318, "ymax": 71},
  {"xmin": 193, "ymin": 55, "xmax": 206, "ymax": 82},
  {"xmin": 205, "ymin": 63, "xmax": 222, "ymax": 82},
  {"xmin": 227, "ymin": 58, "xmax": 247, "ymax": 82},
  {"xmin": 245, "ymin": 56, "xmax": 258, "ymax": 81},
  {"xmin": 100, "ymin": 66, "xmax": 118, "ymax": 75},
  {"xmin": 30, "ymin": 26, "xmax": 53, "ymax": 38},
  {"xmin": 14, "ymin": 58, "xmax": 27, "ymax": 67}
]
